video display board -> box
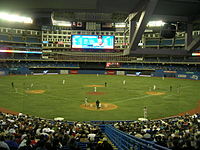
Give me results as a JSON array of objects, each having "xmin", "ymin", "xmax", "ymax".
[{"xmin": 72, "ymin": 35, "xmax": 114, "ymax": 49}]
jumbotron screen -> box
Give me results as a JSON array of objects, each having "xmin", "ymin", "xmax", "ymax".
[
  {"xmin": 71, "ymin": 35, "xmax": 114, "ymax": 49},
  {"xmin": 106, "ymin": 62, "xmax": 120, "ymax": 68}
]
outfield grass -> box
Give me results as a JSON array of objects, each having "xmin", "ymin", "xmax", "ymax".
[{"xmin": 0, "ymin": 74, "xmax": 200, "ymax": 121}]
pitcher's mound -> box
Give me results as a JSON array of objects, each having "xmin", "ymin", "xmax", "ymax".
[
  {"xmin": 26, "ymin": 90, "xmax": 45, "ymax": 94},
  {"xmin": 80, "ymin": 102, "xmax": 118, "ymax": 111},
  {"xmin": 87, "ymin": 92, "xmax": 105, "ymax": 95},
  {"xmin": 146, "ymin": 91, "xmax": 166, "ymax": 95}
]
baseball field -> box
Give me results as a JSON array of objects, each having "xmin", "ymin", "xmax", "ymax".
[{"xmin": 0, "ymin": 74, "xmax": 200, "ymax": 121}]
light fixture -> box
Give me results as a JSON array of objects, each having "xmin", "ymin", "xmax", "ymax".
[
  {"xmin": 147, "ymin": 20, "xmax": 165, "ymax": 27},
  {"xmin": 0, "ymin": 12, "xmax": 33, "ymax": 24},
  {"xmin": 115, "ymin": 23, "xmax": 126, "ymax": 28},
  {"xmin": 52, "ymin": 19, "xmax": 71, "ymax": 27}
]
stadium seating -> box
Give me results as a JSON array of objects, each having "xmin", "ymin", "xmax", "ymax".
[
  {"xmin": 100, "ymin": 124, "xmax": 169, "ymax": 150},
  {"xmin": 1, "ymin": 112, "xmax": 200, "ymax": 150},
  {"xmin": 120, "ymin": 63, "xmax": 200, "ymax": 72},
  {"xmin": 26, "ymin": 37, "xmax": 41, "ymax": 43},
  {"xmin": 12, "ymin": 36, "xmax": 24, "ymax": 42},
  {"xmin": 0, "ymin": 112, "xmax": 112, "ymax": 150},
  {"xmin": 113, "ymin": 114, "xmax": 200, "ymax": 150},
  {"xmin": 0, "ymin": 34, "xmax": 9, "ymax": 41}
]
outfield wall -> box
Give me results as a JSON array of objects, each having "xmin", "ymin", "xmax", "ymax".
[
  {"xmin": 152, "ymin": 70, "xmax": 200, "ymax": 80},
  {"xmin": 1, "ymin": 67, "xmax": 200, "ymax": 80},
  {"xmin": 0, "ymin": 67, "xmax": 31, "ymax": 75}
]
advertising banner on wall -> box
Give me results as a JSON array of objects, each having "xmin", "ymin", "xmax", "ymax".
[
  {"xmin": 0, "ymin": 71, "xmax": 5, "ymax": 75},
  {"xmin": 106, "ymin": 70, "xmax": 116, "ymax": 75},
  {"xmin": 60, "ymin": 70, "xmax": 69, "ymax": 74},
  {"xmin": 176, "ymin": 71, "xmax": 200, "ymax": 80},
  {"xmin": 70, "ymin": 70, "xmax": 78, "ymax": 74},
  {"xmin": 153, "ymin": 70, "xmax": 200, "ymax": 80},
  {"xmin": 117, "ymin": 71, "xmax": 125, "ymax": 75}
]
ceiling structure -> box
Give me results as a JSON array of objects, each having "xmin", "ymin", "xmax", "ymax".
[{"xmin": 0, "ymin": 0, "xmax": 200, "ymax": 21}]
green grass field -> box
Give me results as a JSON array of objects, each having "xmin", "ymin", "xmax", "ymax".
[{"xmin": 0, "ymin": 74, "xmax": 200, "ymax": 121}]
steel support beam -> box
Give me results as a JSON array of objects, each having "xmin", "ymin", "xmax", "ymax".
[
  {"xmin": 129, "ymin": 19, "xmax": 137, "ymax": 44},
  {"xmin": 124, "ymin": 0, "xmax": 159, "ymax": 55},
  {"xmin": 185, "ymin": 23, "xmax": 193, "ymax": 49},
  {"xmin": 187, "ymin": 36, "xmax": 200, "ymax": 51}
]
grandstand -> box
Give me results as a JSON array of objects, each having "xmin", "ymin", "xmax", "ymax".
[{"xmin": 1, "ymin": 0, "xmax": 200, "ymax": 149}]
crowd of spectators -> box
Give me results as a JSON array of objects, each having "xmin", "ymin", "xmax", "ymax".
[
  {"xmin": 0, "ymin": 112, "xmax": 113, "ymax": 150},
  {"xmin": 1, "ymin": 111, "xmax": 200, "ymax": 150},
  {"xmin": 114, "ymin": 113, "xmax": 200, "ymax": 150},
  {"xmin": 0, "ymin": 61, "xmax": 79, "ymax": 69},
  {"xmin": 122, "ymin": 63, "xmax": 200, "ymax": 72}
]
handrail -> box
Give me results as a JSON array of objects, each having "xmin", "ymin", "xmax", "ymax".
[{"xmin": 102, "ymin": 124, "xmax": 170, "ymax": 150}]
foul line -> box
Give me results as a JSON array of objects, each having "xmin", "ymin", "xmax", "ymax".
[
  {"xmin": 180, "ymin": 85, "xmax": 191, "ymax": 89},
  {"xmin": 113, "ymin": 95, "xmax": 153, "ymax": 104}
]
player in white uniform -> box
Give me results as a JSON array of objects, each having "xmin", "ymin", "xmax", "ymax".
[
  {"xmin": 123, "ymin": 80, "xmax": 126, "ymax": 85},
  {"xmin": 84, "ymin": 97, "xmax": 88, "ymax": 106},
  {"xmin": 153, "ymin": 85, "xmax": 156, "ymax": 91},
  {"xmin": 94, "ymin": 87, "xmax": 97, "ymax": 92},
  {"xmin": 62, "ymin": 80, "xmax": 65, "ymax": 85}
]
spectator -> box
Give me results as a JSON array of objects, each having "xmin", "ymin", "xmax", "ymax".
[{"xmin": 0, "ymin": 135, "xmax": 10, "ymax": 150}]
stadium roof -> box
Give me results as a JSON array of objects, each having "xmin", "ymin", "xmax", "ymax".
[{"xmin": 0, "ymin": 0, "xmax": 200, "ymax": 21}]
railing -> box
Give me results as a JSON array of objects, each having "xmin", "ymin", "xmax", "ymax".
[{"xmin": 100, "ymin": 125, "xmax": 170, "ymax": 150}]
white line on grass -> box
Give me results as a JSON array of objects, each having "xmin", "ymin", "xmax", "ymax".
[
  {"xmin": 180, "ymin": 86, "xmax": 191, "ymax": 89},
  {"xmin": 161, "ymin": 86, "xmax": 191, "ymax": 99},
  {"xmin": 163, "ymin": 94, "xmax": 175, "ymax": 99},
  {"xmin": 113, "ymin": 95, "xmax": 153, "ymax": 104},
  {"xmin": 14, "ymin": 90, "xmax": 28, "ymax": 96}
]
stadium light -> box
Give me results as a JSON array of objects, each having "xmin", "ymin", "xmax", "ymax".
[
  {"xmin": 147, "ymin": 20, "xmax": 165, "ymax": 27},
  {"xmin": 52, "ymin": 19, "xmax": 72, "ymax": 27},
  {"xmin": 0, "ymin": 12, "xmax": 33, "ymax": 24},
  {"xmin": 115, "ymin": 23, "xmax": 126, "ymax": 28}
]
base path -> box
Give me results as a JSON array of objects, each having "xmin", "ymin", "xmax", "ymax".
[
  {"xmin": 87, "ymin": 92, "xmax": 105, "ymax": 95},
  {"xmin": 179, "ymin": 100, "xmax": 200, "ymax": 116},
  {"xmin": 146, "ymin": 91, "xmax": 166, "ymax": 95},
  {"xmin": 25, "ymin": 90, "xmax": 45, "ymax": 94},
  {"xmin": 0, "ymin": 107, "xmax": 19, "ymax": 115},
  {"xmin": 80, "ymin": 102, "xmax": 118, "ymax": 111}
]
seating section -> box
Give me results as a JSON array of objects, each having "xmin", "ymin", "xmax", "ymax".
[
  {"xmin": 0, "ymin": 35, "xmax": 41, "ymax": 43},
  {"xmin": 121, "ymin": 63, "xmax": 200, "ymax": 72},
  {"xmin": 0, "ymin": 112, "xmax": 114, "ymax": 150},
  {"xmin": 0, "ymin": 34, "xmax": 9, "ymax": 41},
  {"xmin": 145, "ymin": 39, "xmax": 185, "ymax": 48},
  {"xmin": 0, "ymin": 62, "xmax": 79, "ymax": 71},
  {"xmin": 102, "ymin": 124, "xmax": 169, "ymax": 150},
  {"xmin": 12, "ymin": 36, "xmax": 24, "ymax": 42},
  {"xmin": 114, "ymin": 113, "xmax": 200, "ymax": 150},
  {"xmin": 1, "ymin": 112, "xmax": 199, "ymax": 150},
  {"xmin": 26, "ymin": 37, "xmax": 41, "ymax": 43},
  {"xmin": 0, "ymin": 53, "xmax": 42, "ymax": 60}
]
